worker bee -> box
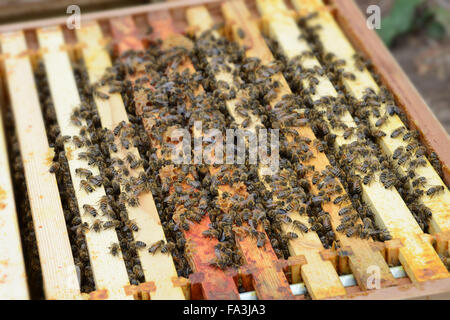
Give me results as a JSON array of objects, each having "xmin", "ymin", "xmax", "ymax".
[
  {"xmin": 237, "ymin": 28, "xmax": 246, "ymax": 39},
  {"xmin": 285, "ymin": 232, "xmax": 298, "ymax": 239},
  {"xmin": 80, "ymin": 180, "xmax": 94, "ymax": 193},
  {"xmin": 55, "ymin": 135, "xmax": 71, "ymax": 147},
  {"xmin": 49, "ymin": 162, "xmax": 60, "ymax": 173},
  {"xmin": 375, "ymin": 115, "xmax": 388, "ymax": 127},
  {"xmin": 91, "ymin": 219, "xmax": 102, "ymax": 232},
  {"xmin": 202, "ymin": 228, "xmax": 220, "ymax": 238},
  {"xmin": 95, "ymin": 90, "xmax": 110, "ymax": 100},
  {"xmin": 72, "ymin": 136, "xmax": 87, "ymax": 148},
  {"xmin": 113, "ymin": 121, "xmax": 126, "ymax": 136},
  {"xmin": 338, "ymin": 206, "xmax": 352, "ymax": 216},
  {"xmin": 109, "ymin": 243, "xmax": 121, "ymax": 256},
  {"xmin": 126, "ymin": 152, "xmax": 142, "ymax": 169},
  {"xmin": 426, "ymin": 185, "xmax": 444, "ymax": 197},
  {"xmin": 75, "ymin": 168, "xmax": 93, "ymax": 178},
  {"xmin": 390, "ymin": 127, "xmax": 405, "ymax": 138},
  {"xmin": 120, "ymin": 137, "xmax": 130, "ymax": 149},
  {"xmin": 134, "ymin": 241, "xmax": 147, "ymax": 249},
  {"xmin": 256, "ymin": 232, "xmax": 266, "ymax": 248},
  {"xmin": 88, "ymin": 175, "xmax": 103, "ymax": 187},
  {"xmin": 128, "ymin": 194, "xmax": 140, "ymax": 207},
  {"xmin": 161, "ymin": 242, "xmax": 175, "ymax": 254},
  {"xmin": 103, "ymin": 220, "xmax": 121, "ymax": 230},
  {"xmin": 363, "ymin": 174, "xmax": 373, "ymax": 185},
  {"xmin": 412, "ymin": 176, "xmax": 427, "ymax": 188},
  {"xmin": 83, "ymin": 204, "xmax": 97, "ymax": 217},
  {"xmin": 125, "ymin": 220, "xmax": 139, "ymax": 232},
  {"xmin": 392, "ymin": 146, "xmax": 404, "ymax": 160},
  {"xmin": 403, "ymin": 130, "xmax": 419, "ymax": 141},
  {"xmin": 97, "ymin": 195, "xmax": 110, "ymax": 214},
  {"xmin": 132, "ymin": 265, "xmax": 144, "ymax": 278},
  {"xmin": 343, "ymin": 127, "xmax": 354, "ymax": 140},
  {"xmin": 333, "ymin": 194, "xmax": 349, "ymax": 205},
  {"xmin": 372, "ymin": 129, "xmax": 386, "ymax": 138},
  {"xmin": 148, "ymin": 240, "xmax": 165, "ymax": 254},
  {"xmin": 293, "ymin": 220, "xmax": 309, "ymax": 233}
]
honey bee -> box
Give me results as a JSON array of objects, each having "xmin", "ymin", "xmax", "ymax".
[
  {"xmin": 80, "ymin": 180, "xmax": 94, "ymax": 193},
  {"xmin": 132, "ymin": 265, "xmax": 144, "ymax": 278},
  {"xmin": 75, "ymin": 168, "xmax": 92, "ymax": 178},
  {"xmin": 256, "ymin": 232, "xmax": 266, "ymax": 248},
  {"xmin": 97, "ymin": 195, "xmax": 110, "ymax": 214},
  {"xmin": 375, "ymin": 115, "xmax": 388, "ymax": 127},
  {"xmin": 83, "ymin": 204, "xmax": 97, "ymax": 217},
  {"xmin": 103, "ymin": 220, "xmax": 121, "ymax": 230},
  {"xmin": 109, "ymin": 243, "xmax": 121, "ymax": 256},
  {"xmin": 134, "ymin": 241, "xmax": 147, "ymax": 249},
  {"xmin": 91, "ymin": 219, "xmax": 102, "ymax": 232},
  {"xmin": 338, "ymin": 206, "xmax": 352, "ymax": 216},
  {"xmin": 293, "ymin": 220, "xmax": 308, "ymax": 233},
  {"xmin": 285, "ymin": 232, "xmax": 298, "ymax": 239},
  {"xmin": 161, "ymin": 242, "xmax": 175, "ymax": 254},
  {"xmin": 114, "ymin": 121, "xmax": 126, "ymax": 136},
  {"xmin": 390, "ymin": 127, "xmax": 405, "ymax": 138},
  {"xmin": 426, "ymin": 185, "xmax": 444, "ymax": 197},
  {"xmin": 412, "ymin": 176, "xmax": 427, "ymax": 188},
  {"xmin": 333, "ymin": 194, "xmax": 349, "ymax": 205},
  {"xmin": 49, "ymin": 162, "xmax": 60, "ymax": 173},
  {"xmin": 237, "ymin": 28, "xmax": 246, "ymax": 39},
  {"xmin": 202, "ymin": 228, "xmax": 220, "ymax": 238},
  {"xmin": 95, "ymin": 90, "xmax": 110, "ymax": 100},
  {"xmin": 126, "ymin": 152, "xmax": 142, "ymax": 169},
  {"xmin": 125, "ymin": 220, "xmax": 139, "ymax": 232},
  {"xmin": 148, "ymin": 240, "xmax": 165, "ymax": 254}
]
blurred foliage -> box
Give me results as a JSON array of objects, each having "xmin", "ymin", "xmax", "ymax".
[{"xmin": 378, "ymin": 0, "xmax": 450, "ymax": 47}]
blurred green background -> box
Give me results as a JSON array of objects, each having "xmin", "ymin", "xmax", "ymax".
[{"xmin": 357, "ymin": 0, "xmax": 450, "ymax": 133}]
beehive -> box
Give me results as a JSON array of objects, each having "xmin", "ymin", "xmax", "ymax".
[{"xmin": 0, "ymin": 0, "xmax": 449, "ymax": 300}]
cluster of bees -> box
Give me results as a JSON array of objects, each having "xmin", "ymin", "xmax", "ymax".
[
  {"xmin": 296, "ymin": 12, "xmax": 447, "ymax": 233},
  {"xmin": 7, "ymin": 15, "xmax": 449, "ymax": 296}
]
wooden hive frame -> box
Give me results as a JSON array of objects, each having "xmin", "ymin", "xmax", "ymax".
[{"xmin": 0, "ymin": 0, "xmax": 449, "ymax": 300}]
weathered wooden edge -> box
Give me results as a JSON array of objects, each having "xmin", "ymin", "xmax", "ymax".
[
  {"xmin": 0, "ymin": 0, "xmax": 224, "ymax": 34},
  {"xmin": 331, "ymin": 277, "xmax": 450, "ymax": 300},
  {"xmin": 0, "ymin": 81, "xmax": 29, "ymax": 300},
  {"xmin": 0, "ymin": 30, "xmax": 81, "ymax": 299}
]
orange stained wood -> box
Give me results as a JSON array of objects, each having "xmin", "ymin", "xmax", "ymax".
[
  {"xmin": 147, "ymin": 11, "xmax": 294, "ymax": 299},
  {"xmin": 222, "ymin": 0, "xmax": 394, "ymax": 293},
  {"xmin": 109, "ymin": 15, "xmax": 240, "ymax": 300},
  {"xmin": 184, "ymin": 5, "xmax": 296, "ymax": 299}
]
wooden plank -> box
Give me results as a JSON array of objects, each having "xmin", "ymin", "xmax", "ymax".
[
  {"xmin": 330, "ymin": 0, "xmax": 450, "ymax": 187},
  {"xmin": 223, "ymin": 0, "xmax": 395, "ymax": 294},
  {"xmin": 186, "ymin": 5, "xmax": 296, "ymax": 300},
  {"xmin": 292, "ymin": 0, "xmax": 450, "ymax": 236},
  {"xmin": 0, "ymin": 0, "xmax": 143, "ymax": 24},
  {"xmin": 37, "ymin": 26, "xmax": 132, "ymax": 300},
  {"xmin": 108, "ymin": 15, "xmax": 240, "ymax": 300},
  {"xmin": 0, "ymin": 0, "xmax": 224, "ymax": 33},
  {"xmin": 0, "ymin": 30, "xmax": 80, "ymax": 299},
  {"xmin": 256, "ymin": 0, "xmax": 449, "ymax": 283},
  {"xmin": 75, "ymin": 22, "xmax": 185, "ymax": 300},
  {"xmin": 221, "ymin": 0, "xmax": 347, "ymax": 299},
  {"xmin": 0, "ymin": 88, "xmax": 29, "ymax": 299}
]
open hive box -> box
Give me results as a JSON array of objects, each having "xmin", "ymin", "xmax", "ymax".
[{"xmin": 0, "ymin": 0, "xmax": 449, "ymax": 300}]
